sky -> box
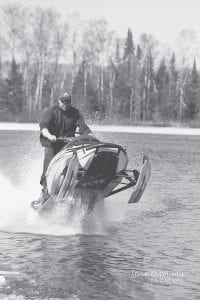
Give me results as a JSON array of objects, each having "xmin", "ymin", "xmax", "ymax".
[
  {"xmin": 0, "ymin": 0, "xmax": 200, "ymax": 45},
  {"xmin": 0, "ymin": 0, "xmax": 200, "ymax": 65}
]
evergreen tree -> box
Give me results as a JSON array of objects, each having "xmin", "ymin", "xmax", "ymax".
[
  {"xmin": 156, "ymin": 58, "xmax": 170, "ymax": 120},
  {"xmin": 184, "ymin": 59, "xmax": 199, "ymax": 119},
  {"xmin": 123, "ymin": 28, "xmax": 134, "ymax": 60},
  {"xmin": 136, "ymin": 45, "xmax": 142, "ymax": 60},
  {"xmin": 72, "ymin": 61, "xmax": 85, "ymax": 111},
  {"xmin": 105, "ymin": 57, "xmax": 116, "ymax": 117},
  {"xmin": 141, "ymin": 51, "xmax": 157, "ymax": 121},
  {"xmin": 2, "ymin": 58, "xmax": 25, "ymax": 119},
  {"xmin": 115, "ymin": 40, "xmax": 121, "ymax": 64},
  {"xmin": 86, "ymin": 74, "xmax": 99, "ymax": 113},
  {"xmin": 72, "ymin": 61, "xmax": 98, "ymax": 113},
  {"xmin": 168, "ymin": 53, "xmax": 179, "ymax": 120},
  {"xmin": 116, "ymin": 28, "xmax": 135, "ymax": 118},
  {"xmin": 130, "ymin": 55, "xmax": 141, "ymax": 121},
  {"xmin": 134, "ymin": 45, "xmax": 143, "ymax": 120},
  {"xmin": 113, "ymin": 62, "xmax": 131, "ymax": 118},
  {"xmin": 147, "ymin": 53, "xmax": 157, "ymax": 120}
]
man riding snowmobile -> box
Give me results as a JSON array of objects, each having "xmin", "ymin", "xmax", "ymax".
[{"xmin": 38, "ymin": 92, "xmax": 93, "ymax": 203}]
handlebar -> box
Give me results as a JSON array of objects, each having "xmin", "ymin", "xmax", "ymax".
[
  {"xmin": 55, "ymin": 134, "xmax": 97, "ymax": 144},
  {"xmin": 56, "ymin": 136, "xmax": 74, "ymax": 143}
]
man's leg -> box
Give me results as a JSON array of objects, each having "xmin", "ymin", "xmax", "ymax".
[
  {"xmin": 38, "ymin": 143, "xmax": 65, "ymax": 204},
  {"xmin": 40, "ymin": 146, "xmax": 55, "ymax": 201}
]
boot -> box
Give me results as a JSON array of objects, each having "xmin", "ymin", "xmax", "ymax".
[
  {"xmin": 37, "ymin": 186, "xmax": 50, "ymax": 204},
  {"xmin": 31, "ymin": 186, "xmax": 50, "ymax": 210}
]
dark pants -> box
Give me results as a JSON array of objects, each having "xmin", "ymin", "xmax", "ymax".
[{"xmin": 40, "ymin": 141, "xmax": 65, "ymax": 188}]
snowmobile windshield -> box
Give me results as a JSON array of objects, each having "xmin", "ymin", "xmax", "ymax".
[{"xmin": 65, "ymin": 135, "xmax": 100, "ymax": 148}]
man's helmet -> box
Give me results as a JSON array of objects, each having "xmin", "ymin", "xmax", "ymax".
[{"xmin": 59, "ymin": 92, "xmax": 72, "ymax": 104}]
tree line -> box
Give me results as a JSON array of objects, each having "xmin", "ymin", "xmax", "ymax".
[{"xmin": 0, "ymin": 2, "xmax": 199, "ymax": 125}]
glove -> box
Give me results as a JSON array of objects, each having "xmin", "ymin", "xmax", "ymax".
[
  {"xmin": 48, "ymin": 134, "xmax": 57, "ymax": 142},
  {"xmin": 88, "ymin": 132, "xmax": 99, "ymax": 141}
]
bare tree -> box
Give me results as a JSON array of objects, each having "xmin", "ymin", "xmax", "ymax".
[
  {"xmin": 107, "ymin": 57, "xmax": 116, "ymax": 116},
  {"xmin": 1, "ymin": 4, "xmax": 35, "ymax": 115},
  {"xmin": 82, "ymin": 18, "xmax": 113, "ymax": 110},
  {"xmin": 18, "ymin": 9, "xmax": 34, "ymax": 116},
  {"xmin": 176, "ymin": 68, "xmax": 189, "ymax": 122},
  {"xmin": 50, "ymin": 19, "xmax": 69, "ymax": 105},
  {"xmin": 0, "ymin": 25, "xmax": 8, "ymax": 81},
  {"xmin": 1, "ymin": 3, "xmax": 26, "ymax": 59},
  {"xmin": 32, "ymin": 7, "xmax": 57, "ymax": 111},
  {"xmin": 175, "ymin": 30, "xmax": 196, "ymax": 121},
  {"xmin": 65, "ymin": 13, "xmax": 83, "ymax": 93},
  {"xmin": 175, "ymin": 30, "xmax": 199, "ymax": 68}
]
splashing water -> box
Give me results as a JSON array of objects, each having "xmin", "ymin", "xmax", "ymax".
[
  {"xmin": 0, "ymin": 168, "xmax": 107, "ymax": 236},
  {"xmin": 0, "ymin": 165, "xmax": 158, "ymax": 236},
  {"xmin": 0, "ymin": 172, "xmax": 29, "ymax": 229}
]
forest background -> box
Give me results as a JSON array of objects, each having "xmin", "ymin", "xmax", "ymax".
[{"xmin": 0, "ymin": 2, "xmax": 200, "ymax": 126}]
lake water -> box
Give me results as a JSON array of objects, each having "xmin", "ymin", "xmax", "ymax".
[{"xmin": 0, "ymin": 129, "xmax": 199, "ymax": 300}]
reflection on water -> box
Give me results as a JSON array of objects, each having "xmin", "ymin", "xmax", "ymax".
[{"xmin": 0, "ymin": 131, "xmax": 200, "ymax": 299}]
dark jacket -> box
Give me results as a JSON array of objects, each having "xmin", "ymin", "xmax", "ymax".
[{"xmin": 39, "ymin": 105, "xmax": 92, "ymax": 146}]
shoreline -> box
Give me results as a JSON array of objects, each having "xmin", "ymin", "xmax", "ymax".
[{"xmin": 0, "ymin": 122, "xmax": 200, "ymax": 136}]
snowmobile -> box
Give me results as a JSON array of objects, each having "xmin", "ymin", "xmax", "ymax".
[{"xmin": 31, "ymin": 134, "xmax": 151, "ymax": 214}]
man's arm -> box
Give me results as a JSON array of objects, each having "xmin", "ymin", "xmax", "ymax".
[
  {"xmin": 41, "ymin": 128, "xmax": 57, "ymax": 142},
  {"xmin": 76, "ymin": 112, "xmax": 92, "ymax": 135},
  {"xmin": 39, "ymin": 108, "xmax": 56, "ymax": 142}
]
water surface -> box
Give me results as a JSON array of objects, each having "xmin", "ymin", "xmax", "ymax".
[{"xmin": 0, "ymin": 130, "xmax": 199, "ymax": 299}]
